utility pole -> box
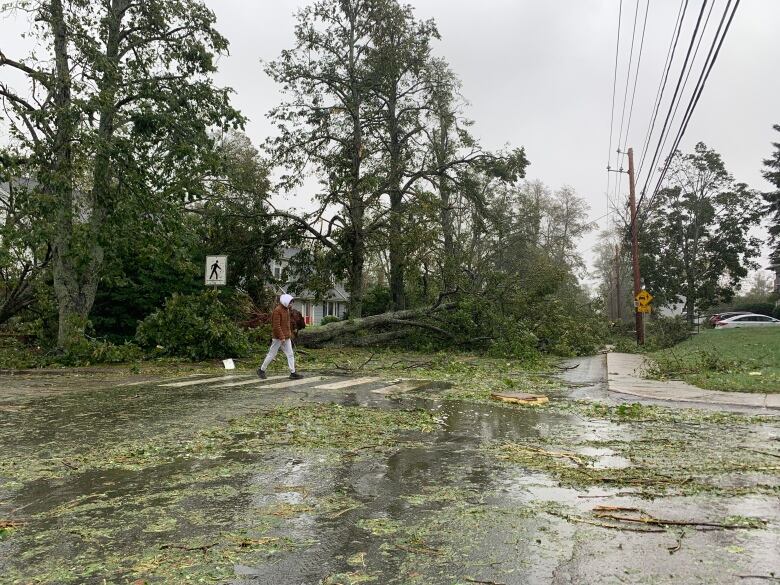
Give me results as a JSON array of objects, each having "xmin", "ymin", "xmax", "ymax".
[
  {"xmin": 614, "ymin": 244, "xmax": 622, "ymax": 321},
  {"xmin": 627, "ymin": 147, "xmax": 644, "ymax": 345}
]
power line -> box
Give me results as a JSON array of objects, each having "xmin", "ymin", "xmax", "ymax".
[
  {"xmin": 606, "ymin": 0, "xmax": 624, "ymax": 172},
  {"xmin": 636, "ymin": 0, "xmax": 688, "ymax": 183},
  {"xmin": 621, "ymin": 0, "xmax": 650, "ymax": 152},
  {"xmin": 637, "ymin": 0, "xmax": 710, "ymax": 208},
  {"xmin": 642, "ymin": 0, "xmax": 741, "ymax": 214},
  {"xmin": 652, "ymin": 0, "xmax": 716, "ymax": 167},
  {"xmin": 616, "ymin": 0, "xmax": 642, "ymax": 156},
  {"xmin": 605, "ymin": 0, "xmax": 624, "ymax": 224}
]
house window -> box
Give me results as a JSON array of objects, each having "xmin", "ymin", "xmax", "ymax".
[
  {"xmin": 271, "ymin": 260, "xmax": 285, "ymax": 279},
  {"xmin": 325, "ymin": 302, "xmax": 338, "ymax": 317}
]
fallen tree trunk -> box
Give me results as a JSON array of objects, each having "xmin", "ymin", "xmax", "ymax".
[{"xmin": 296, "ymin": 302, "xmax": 457, "ymax": 348}]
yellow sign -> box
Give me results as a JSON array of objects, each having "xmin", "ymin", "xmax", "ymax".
[
  {"xmin": 637, "ymin": 304, "xmax": 652, "ymax": 314},
  {"xmin": 635, "ymin": 290, "xmax": 653, "ymax": 306}
]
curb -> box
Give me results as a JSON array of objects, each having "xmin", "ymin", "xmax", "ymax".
[{"xmin": 605, "ymin": 353, "xmax": 780, "ymax": 411}]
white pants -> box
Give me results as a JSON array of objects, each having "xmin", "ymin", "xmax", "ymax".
[{"xmin": 261, "ymin": 338, "xmax": 295, "ymax": 373}]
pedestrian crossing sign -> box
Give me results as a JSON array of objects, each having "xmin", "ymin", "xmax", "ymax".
[{"xmin": 205, "ymin": 255, "xmax": 227, "ymax": 286}]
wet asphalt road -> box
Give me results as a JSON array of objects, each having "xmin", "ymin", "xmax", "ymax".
[{"xmin": 0, "ymin": 357, "xmax": 778, "ymax": 584}]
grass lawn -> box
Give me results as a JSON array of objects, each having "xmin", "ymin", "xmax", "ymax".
[{"xmin": 650, "ymin": 327, "xmax": 780, "ymax": 394}]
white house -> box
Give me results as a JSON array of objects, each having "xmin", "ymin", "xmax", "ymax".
[{"xmin": 270, "ymin": 248, "xmax": 350, "ymax": 325}]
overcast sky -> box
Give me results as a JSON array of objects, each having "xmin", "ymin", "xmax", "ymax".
[{"xmin": 2, "ymin": 0, "xmax": 778, "ymax": 279}]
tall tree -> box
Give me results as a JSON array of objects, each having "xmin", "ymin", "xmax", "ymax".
[
  {"xmin": 265, "ymin": 0, "xmax": 380, "ymax": 318},
  {"xmin": 592, "ymin": 228, "xmax": 632, "ymax": 322},
  {"xmin": 365, "ymin": 1, "xmax": 438, "ymax": 310},
  {"xmin": 762, "ymin": 124, "xmax": 780, "ymax": 265},
  {"xmin": 639, "ymin": 143, "xmax": 762, "ymax": 323},
  {"xmin": 423, "ymin": 61, "xmax": 528, "ymax": 293},
  {"xmin": 0, "ymin": 0, "xmax": 241, "ymax": 348}
]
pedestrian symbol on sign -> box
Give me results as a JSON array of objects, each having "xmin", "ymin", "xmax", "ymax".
[
  {"xmin": 209, "ymin": 259, "xmax": 221, "ymax": 280},
  {"xmin": 205, "ymin": 255, "xmax": 227, "ymax": 286}
]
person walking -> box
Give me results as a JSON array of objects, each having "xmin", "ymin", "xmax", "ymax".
[{"xmin": 258, "ymin": 293, "xmax": 303, "ymax": 380}]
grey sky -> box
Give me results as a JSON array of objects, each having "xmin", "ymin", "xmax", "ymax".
[{"xmin": 2, "ymin": 0, "xmax": 778, "ymax": 278}]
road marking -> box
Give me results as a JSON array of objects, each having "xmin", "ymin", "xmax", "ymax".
[
  {"xmin": 159, "ymin": 375, "xmax": 251, "ymax": 388},
  {"xmin": 119, "ymin": 374, "xmax": 210, "ymax": 387},
  {"xmin": 214, "ymin": 375, "xmax": 288, "ymax": 388},
  {"xmin": 314, "ymin": 377, "xmax": 381, "ymax": 390},
  {"xmin": 118, "ymin": 380, "xmax": 157, "ymax": 387},
  {"xmin": 260, "ymin": 376, "xmax": 332, "ymax": 390},
  {"xmin": 371, "ymin": 381, "xmax": 421, "ymax": 395}
]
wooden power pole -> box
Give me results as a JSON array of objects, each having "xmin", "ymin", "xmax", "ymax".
[{"xmin": 627, "ymin": 147, "xmax": 644, "ymax": 345}]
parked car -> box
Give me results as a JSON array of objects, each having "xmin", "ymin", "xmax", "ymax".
[
  {"xmin": 707, "ymin": 311, "xmax": 751, "ymax": 326},
  {"xmin": 714, "ymin": 313, "xmax": 780, "ymax": 329}
]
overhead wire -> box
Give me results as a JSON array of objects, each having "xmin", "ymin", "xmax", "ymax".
[
  {"xmin": 605, "ymin": 0, "xmax": 624, "ymax": 226},
  {"xmin": 609, "ymin": 0, "xmax": 641, "ymax": 226},
  {"xmin": 620, "ymin": 0, "xmax": 650, "ymax": 153},
  {"xmin": 635, "ymin": 0, "xmax": 688, "ymax": 183},
  {"xmin": 642, "ymin": 0, "xmax": 741, "ymax": 214},
  {"xmin": 616, "ymin": 0, "xmax": 642, "ymax": 158},
  {"xmin": 651, "ymin": 0, "xmax": 716, "ymax": 164},
  {"xmin": 636, "ymin": 0, "xmax": 711, "ymax": 208}
]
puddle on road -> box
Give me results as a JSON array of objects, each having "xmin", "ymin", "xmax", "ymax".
[{"xmin": 1, "ymin": 369, "xmax": 778, "ymax": 584}]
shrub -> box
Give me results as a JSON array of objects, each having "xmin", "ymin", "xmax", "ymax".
[
  {"xmin": 733, "ymin": 302, "xmax": 775, "ymax": 317},
  {"xmin": 485, "ymin": 321, "xmax": 540, "ymax": 363},
  {"xmin": 362, "ymin": 285, "xmax": 391, "ymax": 316},
  {"xmin": 772, "ymin": 303, "xmax": 780, "ymax": 320},
  {"xmin": 246, "ymin": 323, "xmax": 272, "ymax": 345},
  {"xmin": 645, "ymin": 316, "xmax": 691, "ymax": 349},
  {"xmin": 320, "ymin": 315, "xmax": 342, "ymax": 326},
  {"xmin": 136, "ymin": 289, "xmax": 250, "ymax": 360},
  {"xmin": 56, "ymin": 339, "xmax": 144, "ymax": 366}
]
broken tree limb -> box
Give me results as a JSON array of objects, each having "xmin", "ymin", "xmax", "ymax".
[
  {"xmin": 296, "ymin": 303, "xmax": 457, "ymax": 348},
  {"xmin": 384, "ymin": 318, "xmax": 454, "ymax": 338},
  {"xmin": 546, "ymin": 511, "xmax": 664, "ymax": 533},
  {"xmin": 667, "ymin": 530, "xmax": 685, "ymax": 554},
  {"xmin": 500, "ymin": 443, "xmax": 586, "ymax": 466},
  {"xmin": 592, "ymin": 512, "xmax": 765, "ymax": 530}
]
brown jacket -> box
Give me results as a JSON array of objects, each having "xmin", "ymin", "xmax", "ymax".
[{"xmin": 271, "ymin": 304, "xmax": 292, "ymax": 340}]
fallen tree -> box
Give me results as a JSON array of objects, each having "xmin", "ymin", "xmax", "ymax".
[{"xmin": 296, "ymin": 302, "xmax": 458, "ymax": 348}]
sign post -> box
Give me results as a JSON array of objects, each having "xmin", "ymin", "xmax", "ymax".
[{"xmin": 205, "ymin": 255, "xmax": 227, "ymax": 287}]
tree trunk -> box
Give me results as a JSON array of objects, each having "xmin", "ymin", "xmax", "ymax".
[
  {"xmin": 387, "ymin": 94, "xmax": 406, "ymax": 310},
  {"xmin": 53, "ymin": 263, "xmax": 102, "ymax": 347},
  {"xmin": 296, "ymin": 302, "xmax": 456, "ymax": 348},
  {"xmin": 436, "ymin": 110, "xmax": 457, "ymax": 290},
  {"xmin": 47, "ymin": 0, "xmax": 83, "ymax": 349},
  {"xmin": 345, "ymin": 8, "xmax": 364, "ymax": 319}
]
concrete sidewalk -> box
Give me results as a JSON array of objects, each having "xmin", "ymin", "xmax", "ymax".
[{"xmin": 606, "ymin": 352, "xmax": 780, "ymax": 410}]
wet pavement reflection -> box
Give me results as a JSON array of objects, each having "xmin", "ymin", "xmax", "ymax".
[{"xmin": 1, "ymin": 358, "xmax": 778, "ymax": 584}]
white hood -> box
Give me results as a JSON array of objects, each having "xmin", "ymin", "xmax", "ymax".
[{"xmin": 280, "ymin": 293, "xmax": 294, "ymax": 308}]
